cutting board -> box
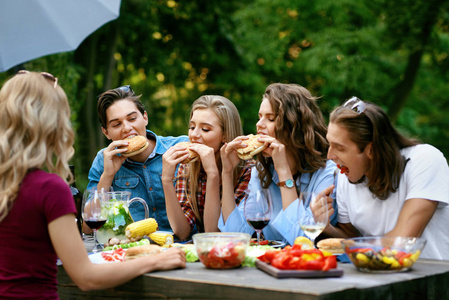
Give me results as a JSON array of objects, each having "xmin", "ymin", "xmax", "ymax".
[{"xmin": 255, "ymin": 260, "xmax": 344, "ymax": 278}]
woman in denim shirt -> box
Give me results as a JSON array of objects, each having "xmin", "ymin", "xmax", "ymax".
[{"xmin": 219, "ymin": 83, "xmax": 338, "ymax": 245}]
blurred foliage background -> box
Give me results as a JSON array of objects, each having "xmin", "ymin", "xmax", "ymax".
[{"xmin": 1, "ymin": 0, "xmax": 448, "ymax": 191}]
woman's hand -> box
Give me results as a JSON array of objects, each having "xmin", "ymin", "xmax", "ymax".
[
  {"xmin": 220, "ymin": 135, "xmax": 248, "ymax": 173},
  {"xmin": 162, "ymin": 144, "xmax": 189, "ymax": 182},
  {"xmin": 188, "ymin": 143, "xmax": 218, "ymax": 174},
  {"xmin": 149, "ymin": 247, "xmax": 186, "ymax": 271},
  {"xmin": 257, "ymin": 135, "xmax": 289, "ymax": 174}
]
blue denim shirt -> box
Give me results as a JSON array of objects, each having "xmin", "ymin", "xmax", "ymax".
[
  {"xmin": 219, "ymin": 160, "xmax": 338, "ymax": 245},
  {"xmin": 87, "ymin": 130, "xmax": 189, "ymax": 232}
]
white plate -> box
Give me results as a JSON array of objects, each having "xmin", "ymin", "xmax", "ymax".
[{"xmin": 88, "ymin": 251, "xmax": 116, "ymax": 264}]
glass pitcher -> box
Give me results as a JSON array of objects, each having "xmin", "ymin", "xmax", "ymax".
[{"xmin": 95, "ymin": 191, "xmax": 149, "ymax": 244}]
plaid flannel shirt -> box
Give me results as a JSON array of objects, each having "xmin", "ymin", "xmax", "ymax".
[{"xmin": 175, "ymin": 160, "xmax": 254, "ymax": 232}]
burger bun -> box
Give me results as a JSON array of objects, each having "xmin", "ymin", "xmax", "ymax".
[
  {"xmin": 125, "ymin": 244, "xmax": 164, "ymax": 260},
  {"xmin": 121, "ymin": 135, "xmax": 149, "ymax": 157},
  {"xmin": 236, "ymin": 134, "xmax": 267, "ymax": 160},
  {"xmin": 317, "ymin": 238, "xmax": 345, "ymax": 255},
  {"xmin": 176, "ymin": 142, "xmax": 199, "ymax": 164}
]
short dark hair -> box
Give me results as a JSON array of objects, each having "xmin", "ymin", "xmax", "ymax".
[{"xmin": 97, "ymin": 86, "xmax": 144, "ymax": 128}]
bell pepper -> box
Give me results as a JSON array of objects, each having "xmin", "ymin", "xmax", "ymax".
[{"xmin": 257, "ymin": 243, "xmax": 338, "ymax": 271}]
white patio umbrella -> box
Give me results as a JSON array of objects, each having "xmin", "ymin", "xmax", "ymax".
[{"xmin": 0, "ymin": 0, "xmax": 121, "ymax": 72}]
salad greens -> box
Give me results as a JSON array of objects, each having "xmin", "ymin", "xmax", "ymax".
[
  {"xmin": 182, "ymin": 245, "xmax": 199, "ymax": 262},
  {"xmin": 101, "ymin": 200, "xmax": 134, "ymax": 235},
  {"xmin": 242, "ymin": 245, "xmax": 278, "ymax": 267},
  {"xmin": 103, "ymin": 238, "xmax": 150, "ymax": 251}
]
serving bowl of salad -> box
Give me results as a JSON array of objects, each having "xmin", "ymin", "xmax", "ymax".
[
  {"xmin": 193, "ymin": 232, "xmax": 251, "ymax": 269},
  {"xmin": 341, "ymin": 236, "xmax": 426, "ymax": 273}
]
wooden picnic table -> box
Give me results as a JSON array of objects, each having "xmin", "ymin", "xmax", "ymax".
[{"xmin": 57, "ymin": 236, "xmax": 449, "ymax": 299}]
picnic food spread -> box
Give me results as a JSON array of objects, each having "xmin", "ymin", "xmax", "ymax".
[
  {"xmin": 176, "ymin": 142, "xmax": 199, "ymax": 163},
  {"xmin": 121, "ymin": 135, "xmax": 149, "ymax": 157},
  {"xmin": 236, "ymin": 134, "xmax": 267, "ymax": 160}
]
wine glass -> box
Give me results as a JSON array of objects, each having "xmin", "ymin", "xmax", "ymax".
[
  {"xmin": 82, "ymin": 189, "xmax": 108, "ymax": 253},
  {"xmin": 244, "ymin": 188, "xmax": 273, "ymax": 245},
  {"xmin": 299, "ymin": 192, "xmax": 329, "ymax": 246}
]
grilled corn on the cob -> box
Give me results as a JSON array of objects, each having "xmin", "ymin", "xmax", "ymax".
[
  {"xmin": 125, "ymin": 218, "xmax": 158, "ymax": 241},
  {"xmin": 149, "ymin": 232, "xmax": 174, "ymax": 246}
]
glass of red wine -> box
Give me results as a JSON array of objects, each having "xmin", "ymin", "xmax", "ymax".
[
  {"xmin": 244, "ymin": 188, "xmax": 273, "ymax": 245},
  {"xmin": 82, "ymin": 189, "xmax": 107, "ymax": 253}
]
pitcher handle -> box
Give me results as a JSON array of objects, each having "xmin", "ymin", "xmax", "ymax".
[{"xmin": 129, "ymin": 197, "xmax": 149, "ymax": 219}]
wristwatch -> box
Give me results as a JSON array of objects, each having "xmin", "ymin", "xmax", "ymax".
[{"xmin": 277, "ymin": 179, "xmax": 295, "ymax": 189}]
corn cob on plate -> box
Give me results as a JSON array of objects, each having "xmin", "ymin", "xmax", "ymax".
[{"xmin": 125, "ymin": 218, "xmax": 158, "ymax": 241}]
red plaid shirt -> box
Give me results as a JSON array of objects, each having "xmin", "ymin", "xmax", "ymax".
[{"xmin": 174, "ymin": 160, "xmax": 254, "ymax": 233}]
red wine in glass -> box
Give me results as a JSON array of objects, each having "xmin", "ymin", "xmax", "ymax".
[
  {"xmin": 84, "ymin": 219, "xmax": 107, "ymax": 230},
  {"xmin": 244, "ymin": 189, "xmax": 273, "ymax": 245},
  {"xmin": 247, "ymin": 218, "xmax": 270, "ymax": 230}
]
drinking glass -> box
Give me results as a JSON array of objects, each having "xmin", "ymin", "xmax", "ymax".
[
  {"xmin": 299, "ymin": 192, "xmax": 329, "ymax": 245},
  {"xmin": 82, "ymin": 189, "xmax": 108, "ymax": 253},
  {"xmin": 244, "ymin": 189, "xmax": 273, "ymax": 245}
]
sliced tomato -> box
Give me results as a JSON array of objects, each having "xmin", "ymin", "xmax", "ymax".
[{"xmin": 322, "ymin": 255, "xmax": 337, "ymax": 271}]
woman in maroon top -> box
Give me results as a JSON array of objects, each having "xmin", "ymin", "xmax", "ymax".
[{"xmin": 0, "ymin": 71, "xmax": 185, "ymax": 299}]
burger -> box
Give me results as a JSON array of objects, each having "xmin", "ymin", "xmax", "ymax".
[
  {"xmin": 176, "ymin": 142, "xmax": 199, "ymax": 164},
  {"xmin": 316, "ymin": 238, "xmax": 345, "ymax": 255},
  {"xmin": 125, "ymin": 244, "xmax": 164, "ymax": 260},
  {"xmin": 121, "ymin": 135, "xmax": 149, "ymax": 157},
  {"xmin": 236, "ymin": 134, "xmax": 267, "ymax": 160}
]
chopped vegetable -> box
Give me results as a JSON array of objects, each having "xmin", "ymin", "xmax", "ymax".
[
  {"xmin": 346, "ymin": 247, "xmax": 421, "ymax": 271},
  {"xmin": 242, "ymin": 245, "xmax": 278, "ymax": 267},
  {"xmin": 198, "ymin": 242, "xmax": 246, "ymax": 269},
  {"xmin": 258, "ymin": 244, "xmax": 337, "ymax": 271},
  {"xmin": 101, "ymin": 248, "xmax": 126, "ymax": 262},
  {"xmin": 103, "ymin": 238, "xmax": 150, "ymax": 251}
]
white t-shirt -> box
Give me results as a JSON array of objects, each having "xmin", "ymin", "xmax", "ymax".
[{"xmin": 337, "ymin": 144, "xmax": 449, "ymax": 260}]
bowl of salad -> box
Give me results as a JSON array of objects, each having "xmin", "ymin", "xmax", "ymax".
[
  {"xmin": 193, "ymin": 232, "xmax": 251, "ymax": 269},
  {"xmin": 341, "ymin": 236, "xmax": 426, "ymax": 273}
]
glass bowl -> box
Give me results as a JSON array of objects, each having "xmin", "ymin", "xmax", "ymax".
[
  {"xmin": 193, "ymin": 232, "xmax": 251, "ymax": 269},
  {"xmin": 341, "ymin": 236, "xmax": 426, "ymax": 273}
]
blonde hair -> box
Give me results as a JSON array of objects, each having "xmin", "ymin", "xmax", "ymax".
[
  {"xmin": 0, "ymin": 72, "xmax": 75, "ymax": 222},
  {"xmin": 184, "ymin": 95, "xmax": 244, "ymax": 225}
]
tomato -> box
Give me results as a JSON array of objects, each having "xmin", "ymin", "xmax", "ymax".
[
  {"xmin": 199, "ymin": 243, "xmax": 246, "ymax": 269},
  {"xmin": 322, "ymin": 255, "xmax": 337, "ymax": 271},
  {"xmin": 257, "ymin": 245, "xmax": 338, "ymax": 271},
  {"xmin": 100, "ymin": 248, "xmax": 126, "ymax": 262}
]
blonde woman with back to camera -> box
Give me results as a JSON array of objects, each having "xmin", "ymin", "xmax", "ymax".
[{"xmin": 0, "ymin": 71, "xmax": 185, "ymax": 298}]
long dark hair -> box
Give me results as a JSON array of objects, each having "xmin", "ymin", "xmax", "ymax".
[
  {"xmin": 257, "ymin": 83, "xmax": 329, "ymax": 188},
  {"xmin": 330, "ymin": 102, "xmax": 420, "ymax": 199}
]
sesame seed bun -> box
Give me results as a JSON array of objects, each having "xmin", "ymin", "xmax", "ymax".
[{"xmin": 121, "ymin": 135, "xmax": 149, "ymax": 157}]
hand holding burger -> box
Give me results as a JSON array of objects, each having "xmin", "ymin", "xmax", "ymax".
[
  {"xmin": 175, "ymin": 142, "xmax": 199, "ymax": 164},
  {"xmin": 236, "ymin": 134, "xmax": 267, "ymax": 160}
]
